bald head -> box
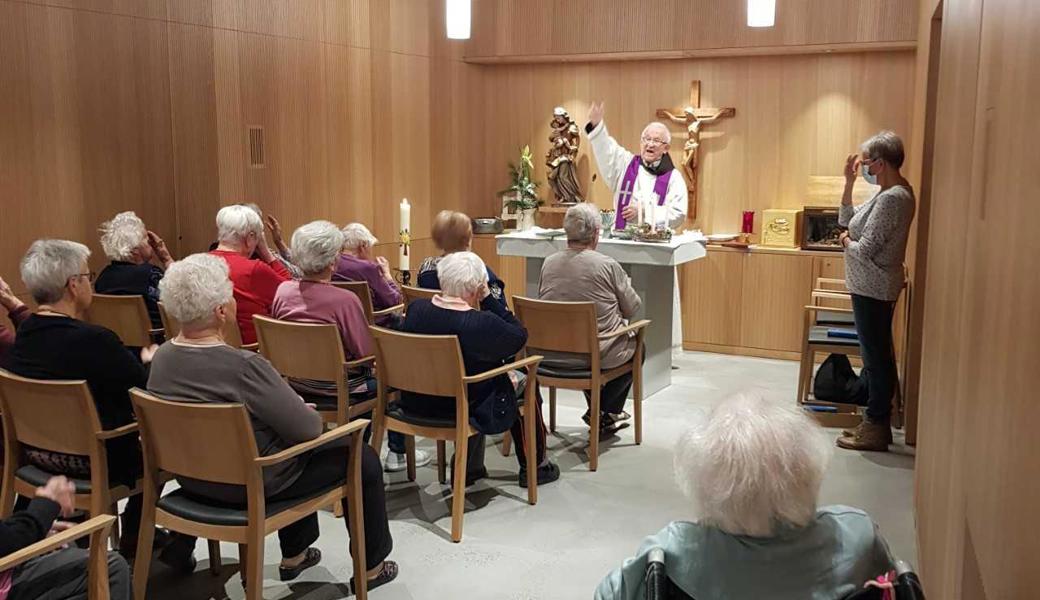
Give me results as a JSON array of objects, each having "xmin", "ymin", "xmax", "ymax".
[{"xmin": 640, "ymin": 122, "xmax": 671, "ymax": 163}]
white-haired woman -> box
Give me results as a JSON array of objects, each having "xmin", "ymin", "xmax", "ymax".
[
  {"xmin": 94, "ymin": 211, "xmax": 174, "ymax": 329},
  {"xmin": 5, "ymin": 240, "xmax": 194, "ymax": 570},
  {"xmin": 274, "ymin": 221, "xmax": 431, "ymax": 473},
  {"xmin": 837, "ymin": 132, "xmax": 915, "ymax": 452},
  {"xmin": 148, "ymin": 253, "xmax": 398, "ymax": 589},
  {"xmin": 401, "ymin": 251, "xmax": 558, "ymax": 487},
  {"xmin": 334, "ymin": 223, "xmax": 403, "ymax": 324},
  {"xmin": 596, "ymin": 393, "xmax": 893, "ymax": 600},
  {"xmin": 209, "ymin": 204, "xmax": 292, "ymax": 345}
]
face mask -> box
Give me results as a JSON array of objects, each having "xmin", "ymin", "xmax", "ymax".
[{"xmin": 862, "ymin": 163, "xmax": 879, "ymax": 185}]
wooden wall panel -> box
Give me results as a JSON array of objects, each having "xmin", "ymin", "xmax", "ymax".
[
  {"xmin": 467, "ymin": 0, "xmax": 918, "ymax": 60},
  {"xmin": 913, "ymin": 0, "xmax": 1040, "ymax": 597},
  {"xmin": 465, "ymin": 51, "xmax": 916, "ymax": 234}
]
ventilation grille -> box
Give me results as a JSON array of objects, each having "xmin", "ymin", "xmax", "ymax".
[{"xmin": 248, "ymin": 126, "xmax": 265, "ymax": 168}]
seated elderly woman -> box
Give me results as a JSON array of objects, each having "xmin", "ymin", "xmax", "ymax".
[
  {"xmin": 0, "ymin": 274, "xmax": 30, "ymax": 364},
  {"xmin": 417, "ymin": 210, "xmax": 508, "ymax": 310},
  {"xmin": 334, "ymin": 223, "xmax": 403, "ymax": 322},
  {"xmin": 595, "ymin": 393, "xmax": 893, "ymax": 600},
  {"xmin": 402, "ymin": 251, "xmax": 559, "ymax": 486},
  {"xmin": 4, "ymin": 240, "xmax": 194, "ymax": 570},
  {"xmin": 148, "ymin": 253, "xmax": 398, "ymax": 589},
  {"xmin": 271, "ymin": 221, "xmax": 431, "ymax": 473},
  {"xmin": 538, "ymin": 203, "xmax": 642, "ymax": 437},
  {"xmin": 209, "ymin": 204, "xmax": 292, "ymax": 345},
  {"xmin": 94, "ymin": 211, "xmax": 174, "ymax": 330}
]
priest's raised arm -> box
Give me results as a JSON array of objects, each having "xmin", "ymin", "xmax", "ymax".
[{"xmin": 583, "ymin": 101, "xmax": 688, "ymax": 230}]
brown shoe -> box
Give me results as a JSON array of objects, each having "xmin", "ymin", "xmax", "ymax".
[
  {"xmin": 841, "ymin": 421, "xmax": 894, "ymax": 445},
  {"xmin": 837, "ymin": 419, "xmax": 891, "ymax": 452}
]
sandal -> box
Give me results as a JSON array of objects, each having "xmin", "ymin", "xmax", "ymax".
[
  {"xmin": 350, "ymin": 560, "xmax": 399, "ymax": 594},
  {"xmin": 279, "ymin": 547, "xmax": 322, "ymax": 581}
]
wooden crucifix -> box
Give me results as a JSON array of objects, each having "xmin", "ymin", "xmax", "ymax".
[{"xmin": 656, "ymin": 80, "xmax": 735, "ymax": 220}]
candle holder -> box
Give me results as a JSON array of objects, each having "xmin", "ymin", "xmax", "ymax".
[{"xmin": 740, "ymin": 210, "xmax": 755, "ymax": 244}]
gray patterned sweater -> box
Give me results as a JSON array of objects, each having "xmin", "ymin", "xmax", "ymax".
[{"xmin": 838, "ymin": 185, "xmax": 915, "ymax": 301}]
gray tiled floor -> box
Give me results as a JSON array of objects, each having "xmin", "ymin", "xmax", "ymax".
[{"xmin": 147, "ymin": 351, "xmax": 916, "ymax": 599}]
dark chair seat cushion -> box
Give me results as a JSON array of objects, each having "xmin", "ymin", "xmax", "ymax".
[
  {"xmin": 815, "ymin": 310, "xmax": 856, "ymax": 326},
  {"xmin": 808, "ymin": 326, "xmax": 860, "ymax": 346},
  {"xmin": 17, "ymin": 465, "xmax": 93, "ymax": 494},
  {"xmin": 297, "ymin": 387, "xmax": 377, "ymax": 412},
  {"xmin": 157, "ymin": 480, "xmax": 345, "ymax": 527},
  {"xmin": 537, "ymin": 365, "xmax": 593, "ymax": 379},
  {"xmin": 385, "ymin": 402, "xmax": 457, "ymax": 429}
]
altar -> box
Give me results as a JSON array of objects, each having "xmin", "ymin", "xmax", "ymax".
[{"xmin": 496, "ymin": 229, "xmax": 707, "ymax": 397}]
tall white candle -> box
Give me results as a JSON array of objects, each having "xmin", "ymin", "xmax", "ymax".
[
  {"xmin": 399, "ymin": 198, "xmax": 411, "ymax": 271},
  {"xmin": 649, "ymin": 198, "xmax": 657, "ymax": 232},
  {"xmin": 637, "ymin": 198, "xmax": 644, "ymax": 226}
]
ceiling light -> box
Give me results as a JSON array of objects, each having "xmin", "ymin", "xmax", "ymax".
[
  {"xmin": 447, "ymin": 0, "xmax": 471, "ymax": 40},
  {"xmin": 748, "ymin": 0, "xmax": 776, "ymax": 27}
]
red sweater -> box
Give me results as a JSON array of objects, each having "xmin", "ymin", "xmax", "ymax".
[
  {"xmin": 0, "ymin": 304, "xmax": 30, "ymax": 366},
  {"xmin": 210, "ymin": 250, "xmax": 291, "ymax": 344}
]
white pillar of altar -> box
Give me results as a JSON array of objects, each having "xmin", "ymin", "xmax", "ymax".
[{"xmin": 498, "ymin": 230, "xmax": 706, "ymax": 398}]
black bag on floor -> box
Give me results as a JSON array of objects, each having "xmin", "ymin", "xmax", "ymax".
[{"xmin": 813, "ymin": 353, "xmax": 868, "ymax": 405}]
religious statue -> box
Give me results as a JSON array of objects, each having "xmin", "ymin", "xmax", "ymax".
[
  {"xmin": 545, "ymin": 107, "xmax": 584, "ymax": 204},
  {"xmin": 655, "ymin": 80, "xmax": 735, "ymax": 220}
]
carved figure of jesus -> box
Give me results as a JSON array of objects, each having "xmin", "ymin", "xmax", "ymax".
[{"xmin": 659, "ymin": 106, "xmax": 728, "ymax": 185}]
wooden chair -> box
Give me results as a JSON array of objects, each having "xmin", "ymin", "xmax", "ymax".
[
  {"xmin": 253, "ymin": 315, "xmax": 376, "ymax": 426},
  {"xmin": 0, "ymin": 369, "xmax": 142, "ymax": 550},
  {"xmin": 0, "ymin": 514, "xmax": 117, "ymax": 600},
  {"xmin": 367, "ymin": 326, "xmax": 542, "ymax": 542},
  {"xmin": 128, "ymin": 389, "xmax": 370, "ymax": 600},
  {"xmin": 797, "ymin": 277, "xmax": 910, "ymax": 428},
  {"xmin": 401, "ymin": 285, "xmax": 438, "ymax": 310},
  {"xmin": 331, "ymin": 280, "xmax": 404, "ymax": 325},
  {"xmin": 158, "ymin": 301, "xmax": 255, "ymax": 351},
  {"xmin": 86, "ymin": 294, "xmax": 160, "ymax": 346},
  {"xmin": 512, "ymin": 297, "xmax": 649, "ymax": 472}
]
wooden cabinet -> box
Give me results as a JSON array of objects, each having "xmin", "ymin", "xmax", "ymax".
[{"xmin": 681, "ymin": 248, "xmax": 836, "ymax": 359}]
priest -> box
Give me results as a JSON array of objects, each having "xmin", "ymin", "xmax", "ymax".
[{"xmin": 585, "ymin": 101, "xmax": 688, "ymax": 230}]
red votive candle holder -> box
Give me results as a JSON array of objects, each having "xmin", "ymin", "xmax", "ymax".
[{"xmin": 741, "ymin": 211, "xmax": 754, "ymax": 234}]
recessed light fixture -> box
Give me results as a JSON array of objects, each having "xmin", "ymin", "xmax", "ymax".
[
  {"xmin": 747, "ymin": 0, "xmax": 776, "ymax": 28},
  {"xmin": 446, "ymin": 0, "xmax": 471, "ymax": 40}
]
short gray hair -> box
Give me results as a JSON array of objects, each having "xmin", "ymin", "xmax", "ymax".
[
  {"xmin": 641, "ymin": 122, "xmax": 671, "ymax": 144},
  {"xmin": 673, "ymin": 392, "xmax": 831, "ymax": 537},
  {"xmin": 291, "ymin": 220, "xmax": 345, "ymax": 276},
  {"xmin": 436, "ymin": 251, "xmax": 488, "ymax": 297},
  {"xmin": 564, "ymin": 203, "xmax": 602, "ymax": 244},
  {"xmin": 861, "ymin": 130, "xmax": 905, "ymax": 169},
  {"xmin": 99, "ymin": 211, "xmax": 147, "ymax": 261},
  {"xmin": 20, "ymin": 239, "xmax": 92, "ymax": 305},
  {"xmin": 159, "ymin": 253, "xmax": 233, "ymax": 327},
  {"xmin": 216, "ymin": 204, "xmax": 264, "ymax": 245},
  {"xmin": 341, "ymin": 223, "xmax": 378, "ymax": 252}
]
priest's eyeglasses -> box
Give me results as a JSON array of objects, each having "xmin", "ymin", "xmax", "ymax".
[{"xmin": 640, "ymin": 136, "xmax": 667, "ymax": 147}]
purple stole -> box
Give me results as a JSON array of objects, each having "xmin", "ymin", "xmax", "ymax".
[{"xmin": 614, "ymin": 156, "xmax": 672, "ymax": 229}]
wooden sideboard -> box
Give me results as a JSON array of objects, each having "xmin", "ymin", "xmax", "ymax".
[{"xmin": 473, "ymin": 235, "xmax": 903, "ymax": 362}]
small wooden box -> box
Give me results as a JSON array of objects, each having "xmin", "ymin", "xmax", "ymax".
[{"xmin": 760, "ymin": 209, "xmax": 803, "ymax": 248}]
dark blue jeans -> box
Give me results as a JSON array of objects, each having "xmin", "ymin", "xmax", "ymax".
[{"xmin": 851, "ymin": 293, "xmax": 897, "ymax": 422}]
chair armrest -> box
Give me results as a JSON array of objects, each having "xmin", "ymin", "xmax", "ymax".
[
  {"xmin": 0, "ymin": 515, "xmax": 116, "ymax": 572},
  {"xmin": 344, "ymin": 355, "xmax": 376, "ymax": 370},
  {"xmin": 372, "ymin": 304, "xmax": 405, "ymax": 317},
  {"xmin": 463, "ymin": 355, "xmax": 543, "ymax": 384},
  {"xmin": 804, "ymin": 305, "xmax": 854, "ymax": 314},
  {"xmin": 811, "ymin": 291, "xmax": 854, "ymax": 302},
  {"xmin": 96, "ymin": 422, "xmax": 139, "ymax": 440},
  {"xmin": 816, "ymin": 277, "xmax": 847, "ymax": 287},
  {"xmin": 255, "ymin": 419, "xmax": 369, "ymax": 467},
  {"xmin": 241, "ymin": 343, "xmax": 259, "ymax": 352},
  {"xmin": 149, "ymin": 328, "xmax": 165, "ymax": 336},
  {"xmin": 597, "ymin": 319, "xmax": 651, "ymax": 341}
]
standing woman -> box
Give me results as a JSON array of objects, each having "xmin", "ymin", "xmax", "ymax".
[{"xmin": 836, "ymin": 131, "xmax": 915, "ymax": 452}]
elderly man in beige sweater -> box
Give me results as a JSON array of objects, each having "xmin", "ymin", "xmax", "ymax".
[{"xmin": 537, "ymin": 203, "xmax": 642, "ymax": 436}]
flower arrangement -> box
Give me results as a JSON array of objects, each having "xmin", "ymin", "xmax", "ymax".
[{"xmin": 501, "ymin": 145, "xmax": 543, "ymax": 211}]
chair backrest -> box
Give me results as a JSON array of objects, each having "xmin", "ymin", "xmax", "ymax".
[
  {"xmin": 401, "ymin": 285, "xmax": 437, "ymax": 309},
  {"xmin": 369, "ymin": 326, "xmax": 467, "ymax": 398},
  {"xmin": 0, "ymin": 369, "xmax": 102, "ymax": 457},
  {"xmin": 253, "ymin": 315, "xmax": 347, "ymax": 382},
  {"xmin": 87, "ymin": 294, "xmax": 153, "ymax": 346},
  {"xmin": 331, "ymin": 280, "xmax": 376, "ymax": 324},
  {"xmin": 512, "ymin": 295, "xmax": 600, "ymax": 356},
  {"xmin": 158, "ymin": 301, "xmax": 246, "ymax": 349},
  {"xmin": 130, "ymin": 388, "xmax": 258, "ymax": 486}
]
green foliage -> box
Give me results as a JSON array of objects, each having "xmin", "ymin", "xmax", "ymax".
[{"xmin": 499, "ymin": 145, "xmax": 542, "ymax": 210}]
